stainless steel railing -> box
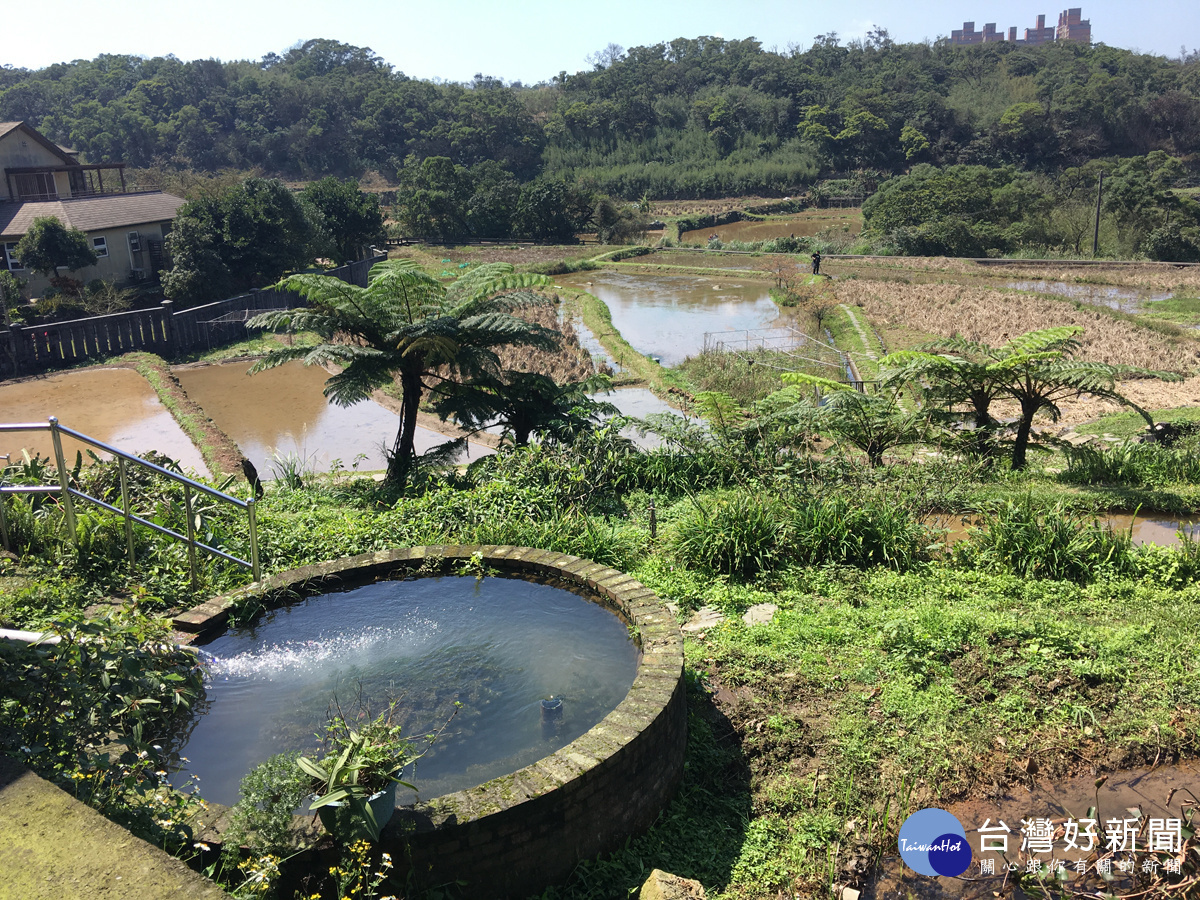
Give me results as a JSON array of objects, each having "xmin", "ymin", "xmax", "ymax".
[{"xmin": 0, "ymin": 417, "xmax": 260, "ymax": 585}]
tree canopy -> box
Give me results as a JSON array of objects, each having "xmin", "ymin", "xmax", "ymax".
[
  {"xmin": 13, "ymin": 217, "xmax": 98, "ymax": 278},
  {"xmin": 246, "ymin": 260, "xmax": 560, "ymax": 485},
  {"xmin": 1, "ymin": 35, "xmax": 1195, "ymax": 201}
]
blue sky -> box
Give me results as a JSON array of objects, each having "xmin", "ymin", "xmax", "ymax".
[{"xmin": 7, "ymin": 1, "xmax": 1198, "ymax": 82}]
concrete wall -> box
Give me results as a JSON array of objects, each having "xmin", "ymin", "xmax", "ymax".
[
  {"xmin": 0, "ymin": 755, "xmax": 231, "ymax": 900},
  {"xmin": 177, "ymin": 545, "xmax": 688, "ymax": 900}
]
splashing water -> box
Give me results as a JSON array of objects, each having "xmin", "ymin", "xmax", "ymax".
[{"xmin": 201, "ymin": 621, "xmax": 439, "ymax": 681}]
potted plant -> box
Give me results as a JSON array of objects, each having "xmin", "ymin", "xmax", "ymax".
[{"xmin": 298, "ymin": 710, "xmax": 416, "ymax": 843}]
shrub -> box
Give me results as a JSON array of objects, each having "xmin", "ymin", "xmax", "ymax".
[
  {"xmin": 786, "ymin": 494, "xmax": 929, "ymax": 570},
  {"xmin": 1060, "ymin": 441, "xmax": 1200, "ymax": 486},
  {"xmin": 0, "ymin": 610, "xmax": 205, "ymax": 772},
  {"xmin": 669, "ymin": 491, "xmax": 785, "ymax": 578},
  {"xmin": 954, "ymin": 496, "xmax": 1133, "ymax": 583},
  {"xmin": 471, "ymin": 508, "xmax": 643, "ymax": 570}
]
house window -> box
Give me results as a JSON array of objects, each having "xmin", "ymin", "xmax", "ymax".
[
  {"xmin": 13, "ymin": 172, "xmax": 58, "ymax": 202},
  {"xmin": 93, "ymin": 236, "xmax": 109, "ymax": 258},
  {"xmin": 4, "ymin": 243, "xmax": 23, "ymax": 272}
]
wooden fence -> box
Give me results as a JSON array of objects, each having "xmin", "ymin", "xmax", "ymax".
[{"xmin": 0, "ymin": 255, "xmax": 383, "ymax": 381}]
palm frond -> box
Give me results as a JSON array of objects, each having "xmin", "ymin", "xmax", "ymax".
[
  {"xmin": 1000, "ymin": 326, "xmax": 1083, "ymax": 357},
  {"xmin": 781, "ymin": 372, "xmax": 855, "ymax": 393}
]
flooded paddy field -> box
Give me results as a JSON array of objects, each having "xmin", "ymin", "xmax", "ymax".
[
  {"xmin": 562, "ymin": 271, "xmax": 780, "ymax": 367},
  {"xmin": 0, "ymin": 367, "xmax": 208, "ymax": 475},
  {"xmin": 174, "ymin": 360, "xmax": 491, "ymax": 477}
]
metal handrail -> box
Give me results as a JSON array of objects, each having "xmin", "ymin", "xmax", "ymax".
[{"xmin": 0, "ymin": 417, "xmax": 260, "ymax": 585}]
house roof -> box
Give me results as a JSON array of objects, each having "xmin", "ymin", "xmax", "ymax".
[
  {"xmin": 0, "ymin": 192, "xmax": 187, "ymax": 240},
  {"xmin": 0, "ymin": 121, "xmax": 78, "ymax": 167}
]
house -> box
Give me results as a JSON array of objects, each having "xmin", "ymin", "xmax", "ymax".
[{"xmin": 0, "ymin": 121, "xmax": 185, "ymax": 296}]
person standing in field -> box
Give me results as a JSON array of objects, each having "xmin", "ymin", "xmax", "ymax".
[{"xmin": 811, "ymin": 250, "xmax": 822, "ymax": 276}]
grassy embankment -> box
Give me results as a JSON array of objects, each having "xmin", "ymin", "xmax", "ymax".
[{"xmin": 123, "ymin": 352, "xmax": 244, "ymax": 479}]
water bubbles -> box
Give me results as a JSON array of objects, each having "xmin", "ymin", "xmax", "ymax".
[{"xmin": 203, "ymin": 622, "xmax": 437, "ymax": 681}]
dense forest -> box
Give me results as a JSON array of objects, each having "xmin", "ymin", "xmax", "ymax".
[{"xmin": 2, "ymin": 34, "xmax": 1198, "ymax": 197}]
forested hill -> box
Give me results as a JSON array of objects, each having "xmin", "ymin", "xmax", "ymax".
[{"xmin": 1, "ymin": 35, "xmax": 1198, "ymax": 198}]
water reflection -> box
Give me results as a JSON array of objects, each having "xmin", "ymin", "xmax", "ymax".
[
  {"xmin": 0, "ymin": 368, "xmax": 207, "ymax": 474},
  {"xmin": 929, "ymin": 512, "xmax": 1199, "ymax": 548},
  {"xmin": 562, "ymin": 271, "xmax": 779, "ymax": 367},
  {"xmin": 1004, "ymin": 280, "xmax": 1173, "ymax": 312},
  {"xmin": 602, "ymin": 387, "xmax": 691, "ymax": 450},
  {"xmin": 174, "ymin": 361, "xmax": 491, "ymax": 477}
]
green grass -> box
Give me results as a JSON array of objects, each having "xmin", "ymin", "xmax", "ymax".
[
  {"xmin": 126, "ymin": 352, "xmax": 244, "ymax": 478},
  {"xmin": 1137, "ymin": 295, "xmax": 1200, "ymax": 328},
  {"xmin": 8, "ymin": 400, "xmax": 1200, "ymax": 898},
  {"xmin": 825, "ymin": 302, "xmax": 886, "ymax": 383},
  {"xmin": 1073, "ymin": 404, "xmax": 1200, "ymax": 438}
]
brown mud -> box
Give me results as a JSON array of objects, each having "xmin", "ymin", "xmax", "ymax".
[
  {"xmin": 0, "ymin": 363, "xmax": 211, "ymax": 476},
  {"xmin": 863, "ymin": 760, "xmax": 1199, "ymax": 900}
]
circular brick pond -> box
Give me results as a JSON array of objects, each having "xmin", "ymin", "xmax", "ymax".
[{"xmin": 174, "ymin": 545, "xmax": 687, "ymax": 898}]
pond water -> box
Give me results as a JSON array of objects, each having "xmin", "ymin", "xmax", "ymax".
[
  {"xmin": 562, "ymin": 271, "xmax": 780, "ymax": 367},
  {"xmin": 174, "ymin": 361, "xmax": 492, "ymax": 477},
  {"xmin": 171, "ymin": 575, "xmax": 639, "ymax": 806},
  {"xmin": 1004, "ymin": 280, "xmax": 1174, "ymax": 312},
  {"xmin": 0, "ymin": 368, "xmax": 208, "ymax": 475}
]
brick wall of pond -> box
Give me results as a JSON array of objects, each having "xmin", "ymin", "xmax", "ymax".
[{"xmin": 0, "ymin": 255, "xmax": 384, "ymax": 380}]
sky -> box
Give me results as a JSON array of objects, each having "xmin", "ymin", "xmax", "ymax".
[{"xmin": 5, "ymin": 1, "xmax": 1198, "ymax": 82}]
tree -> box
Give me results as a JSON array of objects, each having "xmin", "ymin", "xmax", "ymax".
[
  {"xmin": 301, "ymin": 177, "xmax": 384, "ymax": 264},
  {"xmin": 163, "ymin": 178, "xmax": 313, "ymax": 305},
  {"xmin": 514, "ymin": 179, "xmax": 594, "ymax": 243},
  {"xmin": 219, "ymin": 178, "xmax": 314, "ymax": 287},
  {"xmin": 592, "ymin": 196, "xmax": 648, "ymax": 244},
  {"xmin": 882, "ymin": 327, "xmax": 1180, "ymax": 469},
  {"xmin": 900, "ymin": 125, "xmax": 931, "ymax": 162},
  {"xmin": 432, "ymin": 372, "xmax": 618, "ymax": 447},
  {"xmin": 246, "ymin": 260, "xmax": 560, "ymax": 486},
  {"xmin": 880, "ymin": 345, "xmax": 1013, "ymax": 456},
  {"xmin": 13, "ymin": 217, "xmax": 97, "ymax": 279},
  {"xmin": 161, "ymin": 208, "xmax": 233, "ymax": 306},
  {"xmin": 780, "ymin": 374, "xmax": 927, "ymax": 467},
  {"xmin": 394, "ymin": 156, "xmax": 472, "ymax": 241}
]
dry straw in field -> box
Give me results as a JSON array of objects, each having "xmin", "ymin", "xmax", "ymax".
[
  {"xmin": 835, "ymin": 280, "xmax": 1200, "ymax": 372},
  {"xmin": 834, "ymin": 256, "xmax": 1200, "ymax": 293}
]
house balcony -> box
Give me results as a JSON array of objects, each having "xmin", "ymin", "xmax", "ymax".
[{"xmin": 5, "ymin": 163, "xmax": 128, "ymax": 203}]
